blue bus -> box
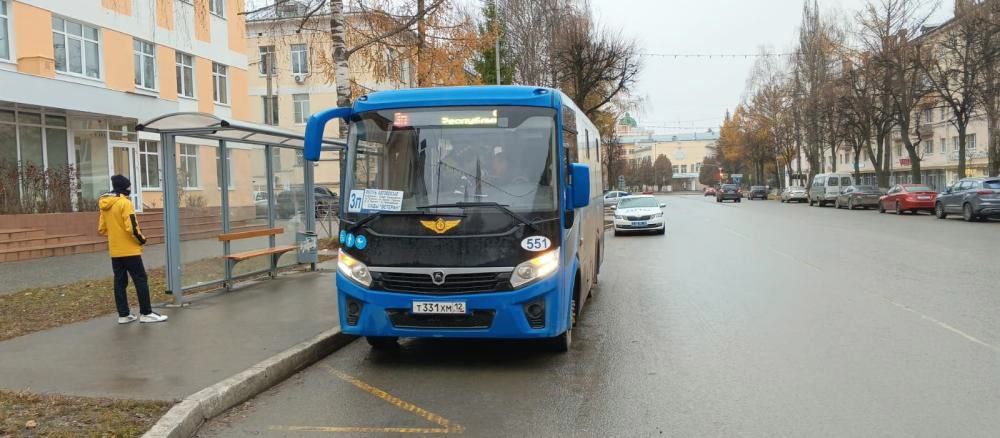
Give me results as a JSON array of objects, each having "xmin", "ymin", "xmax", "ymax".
[{"xmin": 303, "ymin": 86, "xmax": 604, "ymax": 351}]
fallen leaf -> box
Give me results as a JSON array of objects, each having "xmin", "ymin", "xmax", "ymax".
[{"xmin": 25, "ymin": 419, "xmax": 38, "ymax": 428}]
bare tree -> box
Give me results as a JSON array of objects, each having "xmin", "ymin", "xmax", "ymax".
[
  {"xmin": 973, "ymin": 0, "xmax": 1000, "ymax": 176},
  {"xmin": 550, "ymin": 6, "xmax": 642, "ymax": 117},
  {"xmin": 918, "ymin": 0, "xmax": 997, "ymax": 178},
  {"xmin": 794, "ymin": 0, "xmax": 843, "ymax": 181}
]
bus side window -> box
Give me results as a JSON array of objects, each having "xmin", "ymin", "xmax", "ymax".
[
  {"xmin": 562, "ymin": 106, "xmax": 579, "ymax": 185},
  {"xmin": 585, "ymin": 130, "xmax": 591, "ymax": 159}
]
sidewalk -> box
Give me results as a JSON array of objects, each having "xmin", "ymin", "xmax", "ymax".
[{"xmin": 0, "ymin": 267, "xmax": 339, "ymax": 401}]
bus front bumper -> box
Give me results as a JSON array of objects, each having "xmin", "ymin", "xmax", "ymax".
[{"xmin": 336, "ymin": 274, "xmax": 567, "ymax": 339}]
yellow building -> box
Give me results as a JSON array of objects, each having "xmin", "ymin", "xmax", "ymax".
[
  {"xmin": 245, "ymin": 1, "xmax": 415, "ymax": 194},
  {"xmin": 0, "ymin": 0, "xmax": 253, "ymax": 211},
  {"xmin": 620, "ymin": 132, "xmax": 719, "ymax": 191}
]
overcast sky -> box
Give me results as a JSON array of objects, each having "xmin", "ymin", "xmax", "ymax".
[{"xmin": 588, "ymin": 0, "xmax": 954, "ymax": 133}]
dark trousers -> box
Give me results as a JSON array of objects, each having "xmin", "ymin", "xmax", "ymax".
[{"xmin": 111, "ymin": 255, "xmax": 152, "ymax": 317}]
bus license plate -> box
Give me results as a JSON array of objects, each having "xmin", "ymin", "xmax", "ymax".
[
  {"xmin": 412, "ymin": 301, "xmax": 466, "ymax": 314},
  {"xmin": 631, "ymin": 221, "xmax": 647, "ymax": 227}
]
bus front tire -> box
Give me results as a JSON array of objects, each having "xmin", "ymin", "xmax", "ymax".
[{"xmin": 366, "ymin": 336, "xmax": 399, "ymax": 349}]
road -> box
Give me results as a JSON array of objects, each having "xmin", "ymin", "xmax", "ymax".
[{"xmin": 199, "ymin": 195, "xmax": 1000, "ymax": 437}]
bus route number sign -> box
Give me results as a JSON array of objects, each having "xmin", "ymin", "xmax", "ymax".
[{"xmin": 521, "ymin": 236, "xmax": 552, "ymax": 251}]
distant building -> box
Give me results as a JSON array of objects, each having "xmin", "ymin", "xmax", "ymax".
[{"xmin": 619, "ymin": 131, "xmax": 720, "ymax": 191}]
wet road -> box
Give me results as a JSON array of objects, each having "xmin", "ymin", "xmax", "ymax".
[{"xmin": 200, "ymin": 195, "xmax": 1000, "ymax": 437}]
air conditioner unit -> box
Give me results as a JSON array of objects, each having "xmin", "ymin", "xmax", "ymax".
[{"xmin": 293, "ymin": 73, "xmax": 305, "ymax": 83}]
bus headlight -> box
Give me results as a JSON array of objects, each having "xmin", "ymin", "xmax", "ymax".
[
  {"xmin": 510, "ymin": 250, "xmax": 559, "ymax": 289},
  {"xmin": 338, "ymin": 249, "xmax": 372, "ymax": 287}
]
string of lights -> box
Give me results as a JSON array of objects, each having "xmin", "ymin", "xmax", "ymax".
[{"xmin": 641, "ymin": 52, "xmax": 796, "ymax": 59}]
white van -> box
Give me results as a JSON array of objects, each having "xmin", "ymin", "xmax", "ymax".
[{"xmin": 809, "ymin": 173, "xmax": 854, "ymax": 207}]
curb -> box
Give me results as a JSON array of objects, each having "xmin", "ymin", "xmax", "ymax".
[{"xmin": 143, "ymin": 328, "xmax": 356, "ymax": 438}]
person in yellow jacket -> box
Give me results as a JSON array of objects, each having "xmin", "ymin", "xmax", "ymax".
[{"xmin": 98, "ymin": 175, "xmax": 167, "ymax": 324}]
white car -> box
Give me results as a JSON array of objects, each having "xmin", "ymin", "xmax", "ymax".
[
  {"xmin": 603, "ymin": 190, "xmax": 631, "ymax": 207},
  {"xmin": 612, "ymin": 195, "xmax": 666, "ymax": 235}
]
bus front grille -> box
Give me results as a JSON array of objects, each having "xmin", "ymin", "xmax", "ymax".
[
  {"xmin": 375, "ymin": 271, "xmax": 510, "ymax": 294},
  {"xmin": 386, "ymin": 309, "xmax": 496, "ymax": 329}
]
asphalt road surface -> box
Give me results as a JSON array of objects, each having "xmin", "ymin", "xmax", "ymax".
[{"xmin": 199, "ymin": 195, "xmax": 1000, "ymax": 437}]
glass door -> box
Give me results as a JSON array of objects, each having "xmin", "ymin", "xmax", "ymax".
[{"xmin": 110, "ymin": 142, "xmax": 142, "ymax": 212}]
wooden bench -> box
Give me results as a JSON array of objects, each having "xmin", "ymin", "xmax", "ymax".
[{"xmin": 218, "ymin": 228, "xmax": 297, "ymax": 285}]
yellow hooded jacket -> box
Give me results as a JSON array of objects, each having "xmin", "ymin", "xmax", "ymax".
[{"xmin": 98, "ymin": 194, "xmax": 146, "ymax": 258}]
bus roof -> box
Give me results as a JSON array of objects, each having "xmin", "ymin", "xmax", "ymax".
[{"xmin": 353, "ymin": 85, "xmax": 560, "ymax": 113}]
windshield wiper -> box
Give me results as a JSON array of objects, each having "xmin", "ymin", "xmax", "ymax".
[
  {"xmin": 416, "ymin": 202, "xmax": 541, "ymax": 233},
  {"xmin": 347, "ymin": 210, "xmax": 463, "ymax": 233}
]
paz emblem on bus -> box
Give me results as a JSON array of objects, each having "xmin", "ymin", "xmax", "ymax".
[{"xmin": 420, "ymin": 218, "xmax": 462, "ymax": 234}]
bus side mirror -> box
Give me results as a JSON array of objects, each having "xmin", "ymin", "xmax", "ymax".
[
  {"xmin": 570, "ymin": 163, "xmax": 590, "ymax": 209},
  {"xmin": 304, "ymin": 107, "xmax": 352, "ymax": 161}
]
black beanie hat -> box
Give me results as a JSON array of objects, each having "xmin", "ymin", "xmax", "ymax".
[{"xmin": 111, "ymin": 175, "xmax": 131, "ymax": 193}]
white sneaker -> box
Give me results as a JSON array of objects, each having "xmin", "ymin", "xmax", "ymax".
[
  {"xmin": 139, "ymin": 313, "xmax": 168, "ymax": 323},
  {"xmin": 118, "ymin": 314, "xmax": 137, "ymax": 324}
]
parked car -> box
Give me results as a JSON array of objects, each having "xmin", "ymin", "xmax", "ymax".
[
  {"xmin": 809, "ymin": 173, "xmax": 854, "ymax": 207},
  {"xmin": 277, "ymin": 186, "xmax": 339, "ymax": 219},
  {"xmin": 935, "ymin": 177, "xmax": 1000, "ymax": 222},
  {"xmin": 612, "ymin": 195, "xmax": 666, "ymax": 235},
  {"xmin": 879, "ymin": 184, "xmax": 937, "ymax": 215},
  {"xmin": 747, "ymin": 186, "xmax": 768, "ymax": 200},
  {"xmin": 781, "ymin": 186, "xmax": 808, "ymax": 203},
  {"xmin": 603, "ymin": 190, "xmax": 632, "ymax": 207},
  {"xmin": 704, "ymin": 187, "xmax": 717, "ymax": 197},
  {"xmin": 254, "ymin": 191, "xmax": 269, "ymax": 218},
  {"xmin": 716, "ymin": 184, "xmax": 741, "ymax": 203},
  {"xmin": 834, "ymin": 185, "xmax": 880, "ymax": 210}
]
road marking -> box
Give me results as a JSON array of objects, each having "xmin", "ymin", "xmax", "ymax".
[
  {"xmin": 886, "ymin": 299, "xmax": 1000, "ymax": 354},
  {"xmin": 268, "ymin": 365, "xmax": 465, "ymax": 434}
]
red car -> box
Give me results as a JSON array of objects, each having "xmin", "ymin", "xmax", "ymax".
[
  {"xmin": 879, "ymin": 184, "xmax": 938, "ymax": 215},
  {"xmin": 704, "ymin": 187, "xmax": 717, "ymax": 196}
]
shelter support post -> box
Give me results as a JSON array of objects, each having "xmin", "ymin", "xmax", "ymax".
[
  {"xmin": 219, "ymin": 140, "xmax": 232, "ymax": 290},
  {"xmin": 265, "ymin": 144, "xmax": 277, "ymax": 278},
  {"xmin": 161, "ymin": 134, "xmax": 184, "ymax": 303},
  {"xmin": 303, "ymin": 154, "xmax": 316, "ymax": 271}
]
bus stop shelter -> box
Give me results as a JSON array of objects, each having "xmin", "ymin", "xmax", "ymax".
[{"xmin": 137, "ymin": 112, "xmax": 343, "ymax": 303}]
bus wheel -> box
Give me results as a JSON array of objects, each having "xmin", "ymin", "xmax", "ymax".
[
  {"xmin": 366, "ymin": 336, "xmax": 399, "ymax": 349},
  {"xmin": 551, "ymin": 297, "xmax": 577, "ymax": 353}
]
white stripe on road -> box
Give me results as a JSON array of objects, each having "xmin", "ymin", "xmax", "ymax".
[{"xmin": 886, "ymin": 299, "xmax": 1000, "ymax": 354}]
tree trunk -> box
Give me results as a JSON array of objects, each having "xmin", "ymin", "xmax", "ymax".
[
  {"xmin": 416, "ymin": 0, "xmax": 427, "ymax": 87},
  {"xmin": 852, "ymin": 145, "xmax": 861, "ymax": 181},
  {"xmin": 957, "ymin": 121, "xmax": 968, "ymax": 179},
  {"xmin": 330, "ymin": 0, "xmax": 350, "ymax": 137},
  {"xmin": 988, "ymin": 112, "xmax": 999, "ymax": 176},
  {"xmin": 900, "ymin": 119, "xmax": 922, "ymax": 183}
]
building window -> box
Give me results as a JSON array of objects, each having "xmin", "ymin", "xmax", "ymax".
[
  {"xmin": 293, "ymin": 94, "xmax": 310, "ymax": 124},
  {"xmin": 895, "ymin": 144, "xmax": 902, "ymax": 158},
  {"xmin": 271, "ymin": 147, "xmax": 282, "ymax": 170},
  {"xmin": 52, "ymin": 17, "xmax": 101, "ymax": 79},
  {"xmin": 175, "ymin": 52, "xmax": 194, "ymax": 98},
  {"xmin": 258, "ymin": 45, "xmax": 275, "ymax": 75},
  {"xmin": 179, "ymin": 144, "xmax": 200, "ymax": 188},
  {"xmin": 133, "ymin": 38, "xmax": 156, "ymax": 90},
  {"xmin": 290, "ymin": 43, "xmax": 309, "ymax": 74},
  {"xmin": 0, "ymin": 0, "xmax": 10, "ymax": 61},
  {"xmin": 680, "ymin": 164, "xmax": 687, "ymax": 174},
  {"xmin": 212, "ymin": 62, "xmax": 228, "ymax": 104},
  {"xmin": 940, "ymin": 138, "xmax": 946, "ymax": 154},
  {"xmin": 0, "ymin": 110, "xmax": 69, "ymax": 171},
  {"xmin": 952, "ymin": 136, "xmax": 959, "ymax": 151},
  {"xmin": 262, "ymin": 96, "xmax": 278, "ymax": 125},
  {"xmin": 966, "ymin": 134, "xmax": 976, "ymax": 150},
  {"xmin": 138, "ymin": 140, "xmax": 160, "ymax": 189},
  {"xmin": 209, "ymin": 0, "xmax": 225, "ymax": 17},
  {"xmin": 924, "ymin": 138, "xmax": 933, "ymax": 154}
]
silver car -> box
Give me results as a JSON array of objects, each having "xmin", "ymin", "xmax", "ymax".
[
  {"xmin": 781, "ymin": 186, "xmax": 808, "ymax": 203},
  {"xmin": 834, "ymin": 185, "xmax": 881, "ymax": 210}
]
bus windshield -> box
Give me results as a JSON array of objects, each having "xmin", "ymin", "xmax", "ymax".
[{"xmin": 345, "ymin": 106, "xmax": 559, "ymax": 218}]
